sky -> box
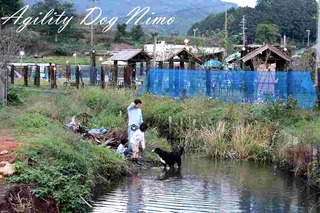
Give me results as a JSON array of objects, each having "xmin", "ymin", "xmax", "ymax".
[{"xmin": 224, "ymin": 0, "xmax": 257, "ymax": 8}]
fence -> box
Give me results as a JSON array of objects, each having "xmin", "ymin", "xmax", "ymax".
[
  {"xmin": 9, "ymin": 64, "xmax": 147, "ymax": 87},
  {"xmin": 144, "ymin": 69, "xmax": 316, "ymax": 109}
]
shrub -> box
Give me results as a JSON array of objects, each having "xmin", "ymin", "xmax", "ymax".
[{"xmin": 15, "ymin": 112, "xmax": 51, "ymax": 130}]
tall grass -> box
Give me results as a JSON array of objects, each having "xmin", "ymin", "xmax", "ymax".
[{"xmin": 4, "ymin": 86, "xmax": 320, "ymax": 200}]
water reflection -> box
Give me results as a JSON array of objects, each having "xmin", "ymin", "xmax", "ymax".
[
  {"xmin": 92, "ymin": 156, "xmax": 320, "ymax": 213},
  {"xmin": 157, "ymin": 168, "xmax": 182, "ymax": 181}
]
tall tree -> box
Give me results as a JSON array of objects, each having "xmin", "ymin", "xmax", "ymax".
[
  {"xmin": 189, "ymin": 0, "xmax": 317, "ymax": 45},
  {"xmin": 130, "ymin": 25, "xmax": 144, "ymax": 42},
  {"xmin": 0, "ymin": 0, "xmax": 23, "ymax": 17},
  {"xmin": 31, "ymin": 0, "xmax": 76, "ymax": 39},
  {"xmin": 115, "ymin": 23, "xmax": 128, "ymax": 43},
  {"xmin": 255, "ymin": 23, "xmax": 279, "ymax": 44}
]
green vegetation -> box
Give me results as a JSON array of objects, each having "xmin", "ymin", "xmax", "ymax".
[
  {"xmin": 3, "ymin": 86, "xmax": 320, "ymax": 211},
  {"xmin": 190, "ymin": 0, "xmax": 317, "ymax": 46},
  {"xmin": 0, "ymin": 88, "xmax": 169, "ymax": 212},
  {"xmin": 255, "ymin": 24, "xmax": 280, "ymax": 44}
]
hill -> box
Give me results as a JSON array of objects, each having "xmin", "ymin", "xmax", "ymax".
[
  {"xmin": 23, "ymin": 0, "xmax": 238, "ymax": 35},
  {"xmin": 189, "ymin": 0, "xmax": 317, "ymax": 45}
]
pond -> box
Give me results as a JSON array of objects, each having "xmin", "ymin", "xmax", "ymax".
[{"xmin": 92, "ymin": 156, "xmax": 320, "ymax": 213}]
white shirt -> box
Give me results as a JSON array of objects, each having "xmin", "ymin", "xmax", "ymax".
[
  {"xmin": 130, "ymin": 129, "xmax": 145, "ymax": 149},
  {"xmin": 127, "ymin": 102, "xmax": 143, "ymax": 126},
  {"xmin": 116, "ymin": 144, "xmax": 126, "ymax": 157}
]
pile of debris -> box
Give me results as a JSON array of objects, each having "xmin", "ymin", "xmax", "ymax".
[{"xmin": 64, "ymin": 113, "xmax": 127, "ymax": 149}]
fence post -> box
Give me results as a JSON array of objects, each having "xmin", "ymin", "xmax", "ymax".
[
  {"xmin": 50, "ymin": 65, "xmax": 54, "ymax": 89},
  {"xmin": 23, "ymin": 66, "xmax": 28, "ymax": 87},
  {"xmin": 10, "ymin": 65, "xmax": 14, "ymax": 85},
  {"xmin": 317, "ymin": 69, "xmax": 320, "ymax": 107},
  {"xmin": 34, "ymin": 65, "xmax": 40, "ymax": 86},
  {"xmin": 119, "ymin": 110, "xmax": 122, "ymax": 117},
  {"xmin": 101, "ymin": 65, "xmax": 105, "ymax": 89},
  {"xmin": 3, "ymin": 66, "xmax": 8, "ymax": 106},
  {"xmin": 66, "ymin": 64, "xmax": 71, "ymax": 82},
  {"xmin": 75, "ymin": 65, "xmax": 80, "ymax": 89}
]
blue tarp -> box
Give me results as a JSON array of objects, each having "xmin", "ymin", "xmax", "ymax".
[
  {"xmin": 203, "ymin": 60, "xmax": 222, "ymax": 68},
  {"xmin": 140, "ymin": 69, "xmax": 317, "ymax": 109}
]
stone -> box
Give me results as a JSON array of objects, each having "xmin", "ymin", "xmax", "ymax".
[
  {"xmin": 0, "ymin": 161, "xmax": 16, "ymax": 176},
  {"xmin": 0, "ymin": 150, "xmax": 9, "ymax": 155}
]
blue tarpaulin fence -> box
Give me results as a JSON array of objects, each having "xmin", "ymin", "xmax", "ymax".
[{"xmin": 141, "ymin": 69, "xmax": 316, "ymax": 109}]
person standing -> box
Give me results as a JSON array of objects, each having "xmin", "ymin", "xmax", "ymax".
[
  {"xmin": 130, "ymin": 122, "xmax": 148, "ymax": 165},
  {"xmin": 127, "ymin": 99, "xmax": 143, "ymax": 155}
]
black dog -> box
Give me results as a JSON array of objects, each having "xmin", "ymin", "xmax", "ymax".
[{"xmin": 152, "ymin": 147, "xmax": 184, "ymax": 169}]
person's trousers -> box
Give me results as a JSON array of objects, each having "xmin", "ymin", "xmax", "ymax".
[{"xmin": 126, "ymin": 126, "xmax": 135, "ymax": 155}]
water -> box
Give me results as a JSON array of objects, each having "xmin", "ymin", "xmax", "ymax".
[{"xmin": 92, "ymin": 156, "xmax": 320, "ymax": 213}]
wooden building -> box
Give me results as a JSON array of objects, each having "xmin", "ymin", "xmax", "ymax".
[
  {"xmin": 240, "ymin": 44, "xmax": 293, "ymax": 71},
  {"xmin": 108, "ymin": 49, "xmax": 152, "ymax": 87},
  {"xmin": 155, "ymin": 48, "xmax": 203, "ymax": 69}
]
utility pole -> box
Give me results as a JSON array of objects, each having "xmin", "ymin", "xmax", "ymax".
[
  {"xmin": 193, "ymin": 28, "xmax": 198, "ymax": 38},
  {"xmin": 306, "ymin": 30, "xmax": 310, "ymax": 47},
  {"xmin": 152, "ymin": 33, "xmax": 158, "ymax": 68},
  {"xmin": 317, "ymin": 0, "xmax": 320, "ymax": 107},
  {"xmin": 90, "ymin": 0, "xmax": 98, "ymax": 49},
  {"xmin": 225, "ymin": 4, "xmax": 228, "ymax": 40},
  {"xmin": 240, "ymin": 15, "xmax": 247, "ymax": 47}
]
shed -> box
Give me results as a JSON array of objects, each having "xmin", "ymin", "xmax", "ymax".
[
  {"xmin": 154, "ymin": 48, "xmax": 203, "ymax": 69},
  {"xmin": 108, "ymin": 49, "xmax": 152, "ymax": 87},
  {"xmin": 240, "ymin": 44, "xmax": 293, "ymax": 71}
]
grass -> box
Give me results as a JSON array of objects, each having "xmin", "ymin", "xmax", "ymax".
[
  {"xmin": 17, "ymin": 55, "xmax": 91, "ymax": 65},
  {"xmin": 1, "ymin": 87, "xmax": 174, "ymax": 212},
  {"xmin": 4, "ymin": 85, "xmax": 320, "ymax": 211}
]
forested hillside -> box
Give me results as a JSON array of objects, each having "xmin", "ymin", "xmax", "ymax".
[{"xmin": 189, "ymin": 0, "xmax": 317, "ymax": 45}]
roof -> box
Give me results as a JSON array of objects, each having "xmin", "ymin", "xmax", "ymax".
[
  {"xmin": 108, "ymin": 49, "xmax": 151, "ymax": 61},
  {"xmin": 225, "ymin": 52, "xmax": 241, "ymax": 63},
  {"xmin": 241, "ymin": 44, "xmax": 293, "ymax": 63},
  {"xmin": 153, "ymin": 48, "xmax": 203, "ymax": 64}
]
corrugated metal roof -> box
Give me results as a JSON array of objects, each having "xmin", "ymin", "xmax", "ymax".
[
  {"xmin": 241, "ymin": 44, "xmax": 293, "ymax": 63},
  {"xmin": 152, "ymin": 48, "xmax": 203, "ymax": 64},
  {"xmin": 108, "ymin": 49, "xmax": 145, "ymax": 61}
]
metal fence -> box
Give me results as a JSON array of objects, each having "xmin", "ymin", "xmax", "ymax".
[{"xmin": 144, "ymin": 69, "xmax": 316, "ymax": 109}]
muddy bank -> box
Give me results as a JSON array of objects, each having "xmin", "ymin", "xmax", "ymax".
[{"xmin": 0, "ymin": 183, "xmax": 58, "ymax": 213}]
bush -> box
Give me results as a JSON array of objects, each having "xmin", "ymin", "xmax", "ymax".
[
  {"xmin": 15, "ymin": 112, "xmax": 51, "ymax": 130},
  {"xmin": 7, "ymin": 86, "xmax": 24, "ymax": 106}
]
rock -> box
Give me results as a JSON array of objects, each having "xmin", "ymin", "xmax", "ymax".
[
  {"xmin": 0, "ymin": 150, "xmax": 9, "ymax": 155},
  {"xmin": 0, "ymin": 161, "xmax": 16, "ymax": 176}
]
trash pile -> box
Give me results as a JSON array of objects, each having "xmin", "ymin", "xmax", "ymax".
[{"xmin": 64, "ymin": 113, "xmax": 127, "ymax": 149}]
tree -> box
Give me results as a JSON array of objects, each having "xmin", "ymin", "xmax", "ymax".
[
  {"xmin": 189, "ymin": 0, "xmax": 317, "ymax": 46},
  {"xmin": 255, "ymin": 23, "xmax": 279, "ymax": 44},
  {"xmin": 130, "ymin": 25, "xmax": 144, "ymax": 42},
  {"xmin": 0, "ymin": 28, "xmax": 35, "ymax": 65},
  {"xmin": 31, "ymin": 0, "xmax": 76, "ymax": 38},
  {"xmin": 115, "ymin": 23, "xmax": 128, "ymax": 43},
  {"xmin": 0, "ymin": 0, "xmax": 23, "ymax": 17}
]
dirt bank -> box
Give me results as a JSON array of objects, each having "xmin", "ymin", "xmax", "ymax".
[{"xmin": 0, "ymin": 131, "xmax": 59, "ymax": 213}]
